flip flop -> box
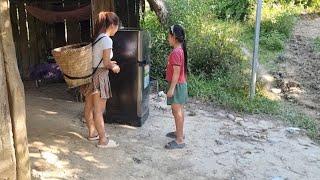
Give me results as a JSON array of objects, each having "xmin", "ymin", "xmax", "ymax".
[
  {"xmin": 87, "ymin": 135, "xmax": 99, "ymax": 141},
  {"xmin": 166, "ymin": 132, "xmax": 185, "ymax": 139},
  {"xmin": 87, "ymin": 134, "xmax": 109, "ymax": 141},
  {"xmin": 96, "ymin": 139, "xmax": 119, "ymax": 148},
  {"xmin": 164, "ymin": 140, "xmax": 185, "ymax": 149}
]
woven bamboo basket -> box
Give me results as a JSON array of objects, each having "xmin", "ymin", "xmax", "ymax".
[{"xmin": 52, "ymin": 43, "xmax": 92, "ymax": 88}]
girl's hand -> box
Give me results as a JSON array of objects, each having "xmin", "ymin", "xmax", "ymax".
[
  {"xmin": 167, "ymin": 88, "xmax": 174, "ymax": 98},
  {"xmin": 112, "ymin": 64, "xmax": 120, "ymax": 73},
  {"xmin": 110, "ymin": 61, "xmax": 117, "ymax": 65}
]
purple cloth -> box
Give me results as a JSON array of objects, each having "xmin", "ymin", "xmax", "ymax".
[{"xmin": 29, "ymin": 63, "xmax": 63, "ymax": 81}]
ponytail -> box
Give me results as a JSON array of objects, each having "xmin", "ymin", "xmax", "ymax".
[
  {"xmin": 93, "ymin": 11, "xmax": 119, "ymax": 40},
  {"xmin": 182, "ymin": 41, "xmax": 188, "ymax": 74}
]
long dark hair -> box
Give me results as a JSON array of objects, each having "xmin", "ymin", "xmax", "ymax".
[
  {"xmin": 93, "ymin": 11, "xmax": 119, "ymax": 40},
  {"xmin": 169, "ymin": 25, "xmax": 188, "ymax": 74}
]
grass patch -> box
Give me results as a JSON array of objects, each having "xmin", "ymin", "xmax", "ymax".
[
  {"xmin": 314, "ymin": 37, "xmax": 320, "ymax": 52},
  {"xmin": 187, "ymin": 74, "xmax": 320, "ymax": 141},
  {"xmin": 277, "ymin": 106, "xmax": 320, "ymax": 140},
  {"xmin": 188, "ymin": 74, "xmax": 280, "ymax": 114}
]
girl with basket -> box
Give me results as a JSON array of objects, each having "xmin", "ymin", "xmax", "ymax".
[{"xmin": 81, "ymin": 12, "xmax": 120, "ymax": 148}]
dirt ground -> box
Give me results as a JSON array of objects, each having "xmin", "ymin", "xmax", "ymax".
[
  {"xmin": 273, "ymin": 15, "xmax": 320, "ymax": 119},
  {"xmin": 25, "ymin": 81, "xmax": 320, "ymax": 180}
]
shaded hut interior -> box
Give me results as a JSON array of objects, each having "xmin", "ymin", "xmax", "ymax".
[{"xmin": 9, "ymin": 0, "xmax": 145, "ymax": 80}]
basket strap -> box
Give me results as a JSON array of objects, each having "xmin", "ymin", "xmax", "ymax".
[
  {"xmin": 92, "ymin": 35, "xmax": 107, "ymax": 46},
  {"xmin": 63, "ymin": 36, "xmax": 107, "ymax": 80},
  {"xmin": 63, "ymin": 58, "xmax": 103, "ymax": 80}
]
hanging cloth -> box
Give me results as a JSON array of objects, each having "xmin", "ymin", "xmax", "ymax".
[{"xmin": 26, "ymin": 4, "xmax": 91, "ymax": 24}]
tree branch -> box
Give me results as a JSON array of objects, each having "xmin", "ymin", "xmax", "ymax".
[{"xmin": 146, "ymin": 0, "xmax": 168, "ymax": 24}]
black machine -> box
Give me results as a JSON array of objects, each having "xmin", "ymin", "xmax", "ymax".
[{"xmin": 105, "ymin": 29, "xmax": 151, "ymax": 127}]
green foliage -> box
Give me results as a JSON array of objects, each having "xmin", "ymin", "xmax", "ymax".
[
  {"xmin": 261, "ymin": 13, "xmax": 297, "ymax": 38},
  {"xmin": 188, "ymin": 74, "xmax": 279, "ymax": 114},
  {"xmin": 266, "ymin": 0, "xmax": 320, "ymax": 8},
  {"xmin": 314, "ymin": 37, "xmax": 320, "ymax": 52},
  {"xmin": 260, "ymin": 31, "xmax": 285, "ymax": 51},
  {"xmin": 244, "ymin": 5, "xmax": 298, "ymax": 52},
  {"xmin": 143, "ymin": 0, "xmax": 247, "ymax": 79},
  {"xmin": 212, "ymin": 0, "xmax": 255, "ymax": 21},
  {"xmin": 142, "ymin": 0, "xmax": 319, "ymax": 140},
  {"xmin": 309, "ymin": 0, "xmax": 320, "ymax": 8},
  {"xmin": 142, "ymin": 12, "xmax": 169, "ymax": 79},
  {"xmin": 277, "ymin": 106, "xmax": 320, "ymax": 140}
]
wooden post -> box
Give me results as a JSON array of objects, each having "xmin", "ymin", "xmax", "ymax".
[
  {"xmin": 17, "ymin": 1, "xmax": 30, "ymax": 79},
  {"xmin": 27, "ymin": 11, "xmax": 38, "ymax": 66},
  {"xmin": 0, "ymin": 30, "xmax": 17, "ymax": 180},
  {"xmin": 250, "ymin": 0, "xmax": 263, "ymax": 100},
  {"xmin": 115, "ymin": 0, "xmax": 129, "ymax": 27},
  {"xmin": 54, "ymin": 1, "xmax": 66, "ymax": 48},
  {"xmin": 0, "ymin": 0, "xmax": 31, "ymax": 179},
  {"xmin": 10, "ymin": 2, "xmax": 22, "ymax": 75},
  {"xmin": 66, "ymin": 0, "xmax": 81, "ymax": 44}
]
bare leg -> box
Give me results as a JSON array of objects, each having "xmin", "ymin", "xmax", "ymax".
[
  {"xmin": 171, "ymin": 104, "xmax": 184, "ymax": 144},
  {"xmin": 84, "ymin": 94, "xmax": 97, "ymax": 137},
  {"xmin": 93, "ymin": 92, "xmax": 107, "ymax": 145}
]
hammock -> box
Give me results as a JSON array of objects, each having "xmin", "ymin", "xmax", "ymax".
[{"xmin": 26, "ymin": 5, "xmax": 91, "ymax": 23}]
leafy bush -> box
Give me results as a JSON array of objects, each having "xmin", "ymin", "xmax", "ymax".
[
  {"xmin": 308, "ymin": 0, "xmax": 320, "ymax": 8},
  {"xmin": 245, "ymin": 5, "xmax": 298, "ymax": 52},
  {"xmin": 260, "ymin": 31, "xmax": 285, "ymax": 51},
  {"xmin": 260, "ymin": 13, "xmax": 297, "ymax": 38},
  {"xmin": 143, "ymin": 0, "xmax": 247, "ymax": 80},
  {"xmin": 212, "ymin": 0, "xmax": 255, "ymax": 21}
]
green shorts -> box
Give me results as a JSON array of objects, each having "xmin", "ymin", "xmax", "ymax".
[{"xmin": 167, "ymin": 83, "xmax": 188, "ymax": 105}]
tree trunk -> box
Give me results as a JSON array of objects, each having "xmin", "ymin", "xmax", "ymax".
[
  {"xmin": 0, "ymin": 0, "xmax": 31, "ymax": 179},
  {"xmin": 146, "ymin": 0, "xmax": 168, "ymax": 24},
  {"xmin": 0, "ymin": 29, "xmax": 17, "ymax": 180}
]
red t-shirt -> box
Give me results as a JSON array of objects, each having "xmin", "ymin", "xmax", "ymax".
[{"xmin": 166, "ymin": 47, "xmax": 187, "ymax": 83}]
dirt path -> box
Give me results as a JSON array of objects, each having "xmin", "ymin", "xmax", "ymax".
[
  {"xmin": 274, "ymin": 15, "xmax": 320, "ymax": 118},
  {"xmin": 25, "ymin": 82, "xmax": 320, "ymax": 180}
]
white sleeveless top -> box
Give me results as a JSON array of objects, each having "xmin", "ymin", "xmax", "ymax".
[{"xmin": 92, "ymin": 33, "xmax": 113, "ymax": 68}]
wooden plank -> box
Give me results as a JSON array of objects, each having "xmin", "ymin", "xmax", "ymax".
[
  {"xmin": 115, "ymin": 0, "xmax": 128, "ymax": 27},
  {"xmin": 0, "ymin": 0, "xmax": 31, "ymax": 179},
  {"xmin": 65, "ymin": 0, "xmax": 81, "ymax": 44},
  {"xmin": 54, "ymin": 22, "xmax": 66, "ymax": 48},
  {"xmin": 37, "ymin": 19, "xmax": 48, "ymax": 63},
  {"xmin": 9, "ymin": 2, "xmax": 22, "ymax": 75},
  {"xmin": 43, "ymin": 2, "xmax": 55, "ymax": 58},
  {"xmin": 17, "ymin": 1, "xmax": 30, "ymax": 79},
  {"xmin": 26, "ymin": 9, "xmax": 38, "ymax": 66},
  {"xmin": 91, "ymin": 0, "xmax": 115, "ymax": 32},
  {"xmin": 52, "ymin": 0, "xmax": 66, "ymax": 48},
  {"xmin": 80, "ymin": 19, "xmax": 91, "ymax": 42}
]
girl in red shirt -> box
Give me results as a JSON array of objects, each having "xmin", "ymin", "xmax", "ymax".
[{"xmin": 165, "ymin": 25, "xmax": 188, "ymax": 149}]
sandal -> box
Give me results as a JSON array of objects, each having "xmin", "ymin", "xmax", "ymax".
[
  {"xmin": 164, "ymin": 140, "xmax": 185, "ymax": 149},
  {"xmin": 87, "ymin": 134, "xmax": 109, "ymax": 141},
  {"xmin": 166, "ymin": 132, "xmax": 185, "ymax": 139},
  {"xmin": 96, "ymin": 138, "xmax": 119, "ymax": 148}
]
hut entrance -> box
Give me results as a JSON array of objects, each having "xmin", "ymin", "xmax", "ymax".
[{"xmin": 9, "ymin": 0, "xmax": 143, "ymax": 81}]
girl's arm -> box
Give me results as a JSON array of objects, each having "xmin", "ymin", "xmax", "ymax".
[
  {"xmin": 167, "ymin": 66, "xmax": 180, "ymax": 97},
  {"xmin": 102, "ymin": 49, "xmax": 120, "ymax": 73}
]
